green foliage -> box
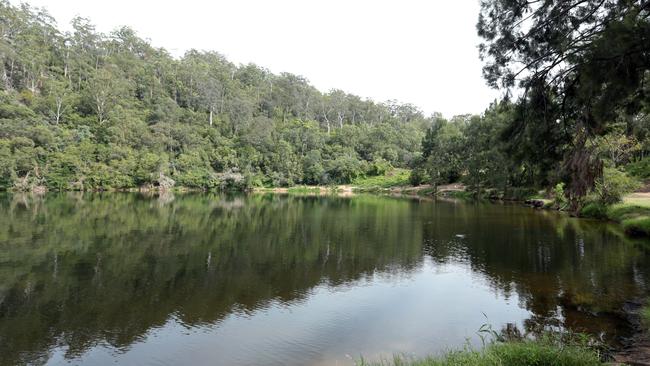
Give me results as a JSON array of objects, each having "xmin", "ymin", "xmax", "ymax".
[
  {"xmin": 477, "ymin": 0, "xmax": 650, "ymax": 210},
  {"xmin": 412, "ymin": 102, "xmax": 529, "ymax": 196},
  {"xmin": 0, "ymin": 1, "xmax": 430, "ymax": 191},
  {"xmin": 621, "ymin": 217, "xmax": 650, "ymax": 237},
  {"xmin": 587, "ymin": 200, "xmax": 650, "ymax": 235},
  {"xmin": 607, "ymin": 203, "xmax": 650, "ymax": 222},
  {"xmin": 502, "ymin": 187, "xmax": 538, "ymax": 201},
  {"xmin": 591, "ymin": 168, "xmax": 640, "ymax": 205},
  {"xmin": 352, "ymin": 169, "xmax": 410, "ymax": 188},
  {"xmin": 286, "ymin": 186, "xmax": 322, "ymax": 194},
  {"xmin": 626, "ymin": 157, "xmax": 650, "ymax": 179},
  {"xmin": 358, "ymin": 338, "xmax": 602, "ymax": 366},
  {"xmin": 553, "ymin": 183, "xmax": 568, "ymax": 210},
  {"xmin": 580, "ymin": 202, "xmax": 608, "ymax": 219}
]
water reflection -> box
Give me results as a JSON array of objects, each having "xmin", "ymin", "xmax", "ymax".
[{"xmin": 0, "ymin": 193, "xmax": 648, "ymax": 365}]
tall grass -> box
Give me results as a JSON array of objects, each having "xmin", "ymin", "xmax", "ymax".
[{"xmin": 357, "ymin": 333, "xmax": 603, "ymax": 366}]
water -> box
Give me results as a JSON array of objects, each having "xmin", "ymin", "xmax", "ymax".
[{"xmin": 0, "ymin": 193, "xmax": 649, "ymax": 365}]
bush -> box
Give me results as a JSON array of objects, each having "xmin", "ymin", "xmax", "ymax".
[
  {"xmin": 580, "ymin": 202, "xmax": 608, "ymax": 219},
  {"xmin": 553, "ymin": 182, "xmax": 568, "ymax": 209},
  {"xmin": 591, "ymin": 168, "xmax": 640, "ymax": 205},
  {"xmin": 626, "ymin": 157, "xmax": 650, "ymax": 179},
  {"xmin": 366, "ymin": 158, "xmax": 392, "ymax": 176},
  {"xmin": 409, "ymin": 167, "xmax": 428, "ymax": 186},
  {"xmin": 326, "ymin": 155, "xmax": 365, "ymax": 184}
]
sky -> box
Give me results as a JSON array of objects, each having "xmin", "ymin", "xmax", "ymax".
[{"xmin": 13, "ymin": 0, "xmax": 501, "ymax": 118}]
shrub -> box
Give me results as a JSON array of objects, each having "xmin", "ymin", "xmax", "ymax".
[
  {"xmin": 553, "ymin": 182, "xmax": 568, "ymax": 209},
  {"xmin": 326, "ymin": 155, "xmax": 365, "ymax": 184},
  {"xmin": 626, "ymin": 157, "xmax": 650, "ymax": 179},
  {"xmin": 592, "ymin": 168, "xmax": 640, "ymax": 205},
  {"xmin": 580, "ymin": 202, "xmax": 608, "ymax": 219},
  {"xmin": 409, "ymin": 167, "xmax": 428, "ymax": 186},
  {"xmin": 366, "ymin": 158, "xmax": 392, "ymax": 176}
]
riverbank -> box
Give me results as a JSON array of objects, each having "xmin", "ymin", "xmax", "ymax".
[{"xmin": 358, "ymin": 335, "xmax": 603, "ymax": 366}]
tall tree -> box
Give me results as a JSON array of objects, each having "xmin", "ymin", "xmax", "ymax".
[{"xmin": 478, "ymin": 0, "xmax": 650, "ymax": 210}]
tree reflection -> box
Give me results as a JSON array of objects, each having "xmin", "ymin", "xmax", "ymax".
[{"xmin": 0, "ymin": 194, "xmax": 648, "ymax": 364}]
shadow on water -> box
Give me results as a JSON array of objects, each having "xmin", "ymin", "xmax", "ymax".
[{"xmin": 0, "ymin": 193, "xmax": 649, "ymax": 365}]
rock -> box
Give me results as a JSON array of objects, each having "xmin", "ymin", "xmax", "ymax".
[
  {"xmin": 525, "ymin": 199, "xmax": 545, "ymax": 208},
  {"xmin": 157, "ymin": 173, "xmax": 175, "ymax": 191}
]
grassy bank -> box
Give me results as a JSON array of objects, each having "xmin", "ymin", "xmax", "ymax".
[
  {"xmin": 352, "ymin": 169, "xmax": 411, "ymax": 192},
  {"xmin": 358, "ymin": 337, "xmax": 603, "ymax": 366},
  {"xmin": 580, "ymin": 195, "xmax": 650, "ymax": 236}
]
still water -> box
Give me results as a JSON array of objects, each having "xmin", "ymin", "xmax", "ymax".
[{"xmin": 1, "ymin": 193, "xmax": 649, "ymax": 365}]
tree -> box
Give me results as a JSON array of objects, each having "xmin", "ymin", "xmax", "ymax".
[
  {"xmin": 42, "ymin": 79, "xmax": 74, "ymax": 124},
  {"xmin": 418, "ymin": 118, "xmax": 465, "ymax": 190},
  {"xmin": 85, "ymin": 65, "xmax": 131, "ymax": 124},
  {"xmin": 478, "ymin": 0, "xmax": 650, "ymax": 211}
]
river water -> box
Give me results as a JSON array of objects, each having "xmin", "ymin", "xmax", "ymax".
[{"xmin": 0, "ymin": 193, "xmax": 648, "ymax": 365}]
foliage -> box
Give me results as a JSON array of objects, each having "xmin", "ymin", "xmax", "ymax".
[
  {"xmin": 412, "ymin": 102, "xmax": 527, "ymax": 196},
  {"xmin": 358, "ymin": 337, "xmax": 602, "ymax": 366},
  {"xmin": 352, "ymin": 169, "xmax": 410, "ymax": 188},
  {"xmin": 0, "ymin": 1, "xmax": 430, "ymax": 191},
  {"xmin": 621, "ymin": 216, "xmax": 650, "ymax": 237},
  {"xmin": 477, "ymin": 0, "xmax": 650, "ymax": 211},
  {"xmin": 554, "ymin": 183, "xmax": 568, "ymax": 210},
  {"xmin": 607, "ymin": 202, "xmax": 650, "ymax": 222},
  {"xmin": 580, "ymin": 202, "xmax": 608, "ymax": 220},
  {"xmin": 627, "ymin": 157, "xmax": 650, "ymax": 179},
  {"xmin": 589, "ymin": 200, "xmax": 650, "ymax": 235},
  {"xmin": 590, "ymin": 168, "xmax": 640, "ymax": 205}
]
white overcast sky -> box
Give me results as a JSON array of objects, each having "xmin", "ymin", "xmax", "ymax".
[{"xmin": 14, "ymin": 0, "xmax": 501, "ymax": 117}]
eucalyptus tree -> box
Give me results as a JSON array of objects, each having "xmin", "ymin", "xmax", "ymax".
[{"xmin": 85, "ymin": 64, "xmax": 131, "ymax": 124}]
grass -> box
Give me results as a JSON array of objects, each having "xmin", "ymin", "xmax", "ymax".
[
  {"xmin": 621, "ymin": 216, "xmax": 650, "ymax": 236},
  {"xmin": 286, "ymin": 186, "xmax": 322, "ymax": 194},
  {"xmin": 575, "ymin": 196, "xmax": 650, "ymax": 236},
  {"xmin": 448, "ymin": 190, "xmax": 476, "ymax": 200},
  {"xmin": 352, "ymin": 169, "xmax": 411, "ymax": 189},
  {"xmin": 604, "ymin": 198, "xmax": 650, "ymax": 236},
  {"xmin": 357, "ymin": 337, "xmax": 603, "ymax": 366}
]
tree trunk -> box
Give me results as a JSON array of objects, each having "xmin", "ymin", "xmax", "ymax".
[{"xmin": 55, "ymin": 98, "xmax": 62, "ymax": 125}]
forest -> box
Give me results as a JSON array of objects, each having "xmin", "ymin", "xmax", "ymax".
[
  {"xmin": 0, "ymin": 1, "xmax": 431, "ymax": 191},
  {"xmin": 0, "ymin": 0, "xmax": 649, "ymax": 215}
]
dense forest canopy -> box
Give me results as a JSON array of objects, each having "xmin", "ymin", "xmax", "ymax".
[{"xmin": 0, "ymin": 1, "xmax": 433, "ymax": 191}]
